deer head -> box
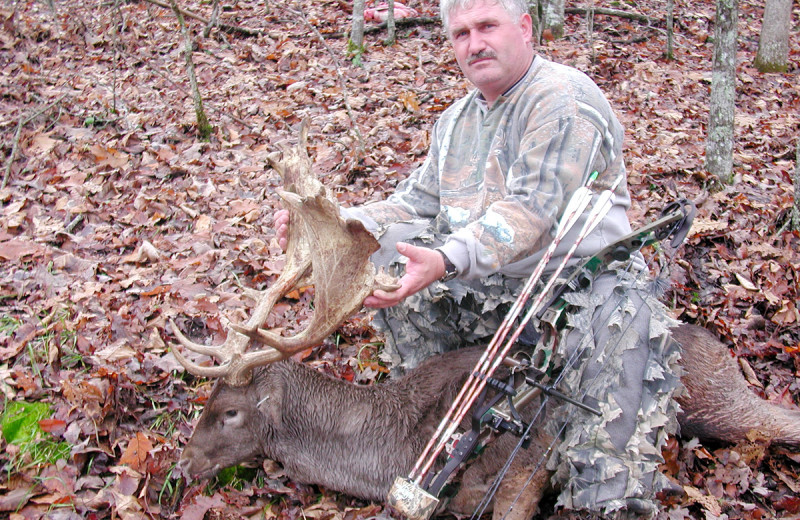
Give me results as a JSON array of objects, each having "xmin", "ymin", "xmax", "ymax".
[{"xmin": 170, "ymin": 122, "xmax": 398, "ymax": 386}]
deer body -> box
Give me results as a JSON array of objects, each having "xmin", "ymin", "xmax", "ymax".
[
  {"xmin": 180, "ymin": 323, "xmax": 800, "ymax": 517},
  {"xmin": 673, "ymin": 324, "xmax": 800, "ymax": 446},
  {"xmin": 181, "ymin": 344, "xmax": 550, "ymax": 512}
]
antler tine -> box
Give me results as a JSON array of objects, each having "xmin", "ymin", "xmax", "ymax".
[
  {"xmin": 171, "ymin": 253, "xmax": 311, "ymax": 385},
  {"xmin": 171, "ymin": 118, "xmax": 399, "ymax": 385},
  {"xmin": 267, "ymin": 120, "xmax": 318, "ymax": 198},
  {"xmin": 236, "ymin": 191, "xmax": 390, "ymax": 357},
  {"xmin": 169, "ymin": 318, "xmax": 235, "ymax": 362},
  {"xmin": 169, "ymin": 334, "xmax": 240, "ymax": 378}
]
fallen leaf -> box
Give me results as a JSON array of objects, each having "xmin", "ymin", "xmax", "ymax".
[
  {"xmin": 399, "ymin": 90, "xmax": 420, "ymax": 113},
  {"xmin": 0, "ymin": 239, "xmax": 43, "ymax": 261},
  {"xmin": 683, "ymin": 485, "xmax": 722, "ymax": 516},
  {"xmin": 734, "ymin": 272, "xmax": 758, "ymax": 291},
  {"xmin": 119, "ymin": 432, "xmax": 153, "ymax": 472},
  {"xmin": 90, "ymin": 144, "xmax": 129, "ymax": 169},
  {"xmin": 28, "ymin": 134, "xmax": 58, "ymax": 156}
]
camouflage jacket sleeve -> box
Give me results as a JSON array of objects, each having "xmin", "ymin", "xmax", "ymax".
[
  {"xmin": 341, "ymin": 121, "xmax": 446, "ymax": 232},
  {"xmin": 346, "ymin": 57, "xmax": 631, "ymax": 280},
  {"xmin": 437, "ymin": 58, "xmax": 631, "ymax": 280}
]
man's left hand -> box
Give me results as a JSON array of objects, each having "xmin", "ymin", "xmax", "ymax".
[{"xmin": 364, "ymin": 242, "xmax": 447, "ymax": 309}]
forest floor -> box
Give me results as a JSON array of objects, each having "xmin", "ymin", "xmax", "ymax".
[{"xmin": 0, "ymin": 0, "xmax": 799, "ymax": 519}]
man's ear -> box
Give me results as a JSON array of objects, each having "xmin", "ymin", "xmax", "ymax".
[{"xmin": 519, "ymin": 13, "xmax": 533, "ymax": 43}]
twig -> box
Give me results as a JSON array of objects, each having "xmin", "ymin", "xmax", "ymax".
[
  {"xmin": 565, "ymin": 7, "xmax": 654, "ymax": 25},
  {"xmin": 794, "ymin": 138, "xmax": 800, "ymax": 231},
  {"xmin": 203, "ymin": 0, "xmax": 220, "ymax": 38},
  {"xmin": 284, "ymin": 4, "xmax": 366, "ymax": 157},
  {"xmin": 2, "ymin": 93, "xmax": 68, "ymax": 190},
  {"xmin": 65, "ymin": 214, "xmax": 85, "ymax": 234}
]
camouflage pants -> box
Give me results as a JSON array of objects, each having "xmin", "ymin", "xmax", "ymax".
[
  {"xmin": 368, "ymin": 220, "xmax": 529, "ymax": 371},
  {"xmin": 369, "ymin": 220, "xmax": 682, "ymax": 518},
  {"xmin": 546, "ymin": 269, "xmax": 682, "ymax": 519}
]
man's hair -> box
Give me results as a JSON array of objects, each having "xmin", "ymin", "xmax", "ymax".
[{"xmin": 439, "ymin": 0, "xmax": 530, "ymax": 33}]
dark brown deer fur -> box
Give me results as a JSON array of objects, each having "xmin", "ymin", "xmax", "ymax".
[{"xmin": 180, "ymin": 323, "xmax": 800, "ymax": 518}]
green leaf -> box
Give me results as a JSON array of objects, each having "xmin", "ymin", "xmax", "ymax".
[{"xmin": 1, "ymin": 401, "xmax": 52, "ymax": 445}]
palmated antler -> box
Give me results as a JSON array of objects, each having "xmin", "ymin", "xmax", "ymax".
[{"xmin": 171, "ymin": 121, "xmax": 398, "ymax": 386}]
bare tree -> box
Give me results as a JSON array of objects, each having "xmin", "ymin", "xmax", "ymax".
[
  {"xmin": 168, "ymin": 0, "xmax": 213, "ymax": 139},
  {"xmin": 540, "ymin": 0, "xmax": 565, "ymax": 40},
  {"xmin": 705, "ymin": 0, "xmax": 738, "ymax": 184},
  {"xmin": 754, "ymin": 0, "xmax": 793, "ymax": 73},
  {"xmin": 349, "ymin": 0, "xmax": 367, "ymax": 65}
]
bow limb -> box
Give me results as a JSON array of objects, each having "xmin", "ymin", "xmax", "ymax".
[{"xmin": 407, "ymin": 183, "xmax": 597, "ymax": 483}]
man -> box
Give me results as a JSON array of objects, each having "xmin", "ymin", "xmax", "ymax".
[{"xmin": 275, "ymin": 0, "xmax": 681, "ymax": 517}]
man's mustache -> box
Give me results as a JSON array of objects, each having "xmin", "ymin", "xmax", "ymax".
[{"xmin": 468, "ymin": 50, "xmax": 496, "ymax": 65}]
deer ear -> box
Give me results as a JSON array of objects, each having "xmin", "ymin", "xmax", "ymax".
[{"xmin": 255, "ymin": 376, "xmax": 283, "ymax": 424}]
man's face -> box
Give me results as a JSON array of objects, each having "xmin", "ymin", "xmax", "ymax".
[{"xmin": 447, "ymin": 0, "xmax": 533, "ymax": 104}]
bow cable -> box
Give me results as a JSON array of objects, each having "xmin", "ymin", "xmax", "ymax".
[
  {"xmin": 406, "ymin": 178, "xmax": 598, "ymax": 484},
  {"xmin": 419, "ymin": 178, "xmax": 622, "ymax": 483}
]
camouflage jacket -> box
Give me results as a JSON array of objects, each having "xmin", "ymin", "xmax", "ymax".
[{"xmin": 347, "ymin": 56, "xmax": 635, "ymax": 280}]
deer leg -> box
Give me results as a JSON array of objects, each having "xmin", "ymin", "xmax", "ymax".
[{"xmin": 448, "ymin": 430, "xmax": 553, "ymax": 520}]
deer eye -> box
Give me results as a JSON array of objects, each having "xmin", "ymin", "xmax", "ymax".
[{"xmin": 225, "ymin": 410, "xmax": 238, "ymax": 418}]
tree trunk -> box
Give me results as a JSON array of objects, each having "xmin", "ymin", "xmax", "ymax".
[
  {"xmin": 168, "ymin": 0, "xmax": 213, "ymax": 139},
  {"xmin": 540, "ymin": 0, "xmax": 565, "ymax": 40},
  {"xmin": 350, "ymin": 0, "xmax": 367, "ymax": 65},
  {"xmin": 666, "ymin": 0, "xmax": 675, "ymax": 60},
  {"xmin": 385, "ymin": 0, "xmax": 396, "ymax": 45},
  {"xmin": 754, "ymin": 0, "xmax": 792, "ymax": 73},
  {"xmin": 705, "ymin": 0, "xmax": 738, "ymax": 184},
  {"xmin": 586, "ymin": 1, "xmax": 595, "ymax": 63},
  {"xmin": 529, "ymin": 0, "xmax": 542, "ymax": 42},
  {"xmin": 792, "ymin": 138, "xmax": 800, "ymax": 231}
]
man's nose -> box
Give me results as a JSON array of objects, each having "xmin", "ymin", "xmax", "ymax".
[{"xmin": 466, "ymin": 31, "xmax": 487, "ymax": 56}]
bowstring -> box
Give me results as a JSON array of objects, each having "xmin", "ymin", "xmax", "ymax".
[
  {"xmin": 409, "ymin": 183, "xmax": 598, "ymax": 483},
  {"xmin": 471, "ymin": 222, "xmax": 684, "ymax": 520}
]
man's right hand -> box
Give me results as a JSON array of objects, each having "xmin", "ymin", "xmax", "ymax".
[
  {"xmin": 363, "ymin": 242, "xmax": 446, "ymax": 309},
  {"xmin": 273, "ymin": 209, "xmax": 289, "ymax": 251}
]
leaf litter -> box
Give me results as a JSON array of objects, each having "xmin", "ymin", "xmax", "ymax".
[{"xmin": 0, "ymin": 0, "xmax": 798, "ymax": 519}]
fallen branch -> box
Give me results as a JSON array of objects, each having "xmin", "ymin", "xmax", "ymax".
[
  {"xmin": 356, "ymin": 16, "xmax": 440, "ymax": 38},
  {"xmin": 143, "ymin": 0, "xmax": 263, "ymax": 37},
  {"xmin": 203, "ymin": 0, "xmax": 220, "ymax": 38},
  {"xmin": 2, "ymin": 93, "xmax": 68, "ymax": 190},
  {"xmin": 566, "ymin": 7, "xmax": 655, "ymax": 25}
]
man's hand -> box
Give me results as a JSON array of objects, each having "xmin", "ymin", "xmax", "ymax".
[
  {"xmin": 364, "ymin": 242, "xmax": 447, "ymax": 309},
  {"xmin": 273, "ymin": 209, "xmax": 289, "ymax": 251}
]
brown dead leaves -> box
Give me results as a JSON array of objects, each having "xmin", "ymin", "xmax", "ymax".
[{"xmin": 0, "ymin": 0, "xmax": 798, "ymax": 519}]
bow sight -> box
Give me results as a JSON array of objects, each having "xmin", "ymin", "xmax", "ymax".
[{"xmin": 387, "ymin": 197, "xmax": 695, "ymax": 520}]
